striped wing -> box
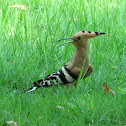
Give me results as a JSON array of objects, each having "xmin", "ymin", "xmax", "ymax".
[
  {"xmin": 26, "ymin": 66, "xmax": 78, "ymax": 93},
  {"xmin": 34, "ymin": 66, "xmax": 78, "ymax": 86}
]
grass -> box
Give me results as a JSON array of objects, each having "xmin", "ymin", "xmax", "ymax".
[{"xmin": 0, "ymin": 0, "xmax": 126, "ymax": 125}]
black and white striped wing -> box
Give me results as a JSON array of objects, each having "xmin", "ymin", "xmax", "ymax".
[{"xmin": 25, "ymin": 66, "xmax": 78, "ymax": 93}]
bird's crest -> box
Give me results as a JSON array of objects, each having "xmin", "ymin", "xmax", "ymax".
[{"xmin": 55, "ymin": 31, "xmax": 105, "ymax": 48}]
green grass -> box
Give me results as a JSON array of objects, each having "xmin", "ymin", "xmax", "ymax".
[{"xmin": 0, "ymin": 0, "xmax": 126, "ymax": 125}]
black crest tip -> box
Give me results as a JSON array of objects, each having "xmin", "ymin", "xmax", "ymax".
[
  {"xmin": 87, "ymin": 31, "xmax": 91, "ymax": 33},
  {"xmin": 95, "ymin": 32, "xmax": 99, "ymax": 35},
  {"xmin": 100, "ymin": 33, "xmax": 105, "ymax": 35}
]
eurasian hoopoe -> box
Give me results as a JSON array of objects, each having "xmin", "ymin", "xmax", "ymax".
[{"xmin": 25, "ymin": 31, "xmax": 105, "ymax": 93}]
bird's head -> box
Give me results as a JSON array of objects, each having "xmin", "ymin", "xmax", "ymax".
[{"xmin": 55, "ymin": 31, "xmax": 105, "ymax": 48}]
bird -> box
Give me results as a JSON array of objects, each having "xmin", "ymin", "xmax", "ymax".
[{"xmin": 25, "ymin": 31, "xmax": 105, "ymax": 93}]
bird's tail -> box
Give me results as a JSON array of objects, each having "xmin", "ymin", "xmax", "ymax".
[
  {"xmin": 24, "ymin": 78, "xmax": 55, "ymax": 93},
  {"xmin": 24, "ymin": 81, "xmax": 41, "ymax": 93}
]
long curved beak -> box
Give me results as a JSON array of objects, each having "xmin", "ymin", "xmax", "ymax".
[
  {"xmin": 54, "ymin": 37, "xmax": 73, "ymax": 48},
  {"xmin": 53, "ymin": 37, "xmax": 72, "ymax": 43},
  {"xmin": 55, "ymin": 41, "xmax": 73, "ymax": 48}
]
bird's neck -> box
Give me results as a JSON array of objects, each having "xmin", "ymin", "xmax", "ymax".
[
  {"xmin": 74, "ymin": 45, "xmax": 88, "ymax": 63},
  {"xmin": 76, "ymin": 43, "xmax": 88, "ymax": 54},
  {"xmin": 74, "ymin": 41, "xmax": 88, "ymax": 59},
  {"xmin": 66, "ymin": 42, "xmax": 89, "ymax": 68}
]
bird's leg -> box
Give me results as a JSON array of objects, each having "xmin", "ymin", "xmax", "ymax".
[
  {"xmin": 66, "ymin": 84, "xmax": 71, "ymax": 93},
  {"xmin": 66, "ymin": 79, "xmax": 78, "ymax": 93}
]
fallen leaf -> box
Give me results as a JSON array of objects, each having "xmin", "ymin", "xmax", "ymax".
[
  {"xmin": 10, "ymin": 4, "xmax": 27, "ymax": 10},
  {"xmin": 103, "ymin": 82, "xmax": 115, "ymax": 96},
  {"xmin": 112, "ymin": 66, "xmax": 122, "ymax": 69},
  {"xmin": 13, "ymin": 60, "xmax": 15, "ymax": 64},
  {"xmin": 103, "ymin": 82, "xmax": 109, "ymax": 93},
  {"xmin": 110, "ymin": 89, "xmax": 115, "ymax": 96},
  {"xmin": 3, "ymin": 121, "xmax": 18, "ymax": 126}
]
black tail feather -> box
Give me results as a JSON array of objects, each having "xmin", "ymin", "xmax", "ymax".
[{"xmin": 24, "ymin": 82, "xmax": 41, "ymax": 93}]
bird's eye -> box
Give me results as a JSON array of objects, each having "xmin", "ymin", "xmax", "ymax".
[{"xmin": 78, "ymin": 37, "xmax": 81, "ymax": 40}]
